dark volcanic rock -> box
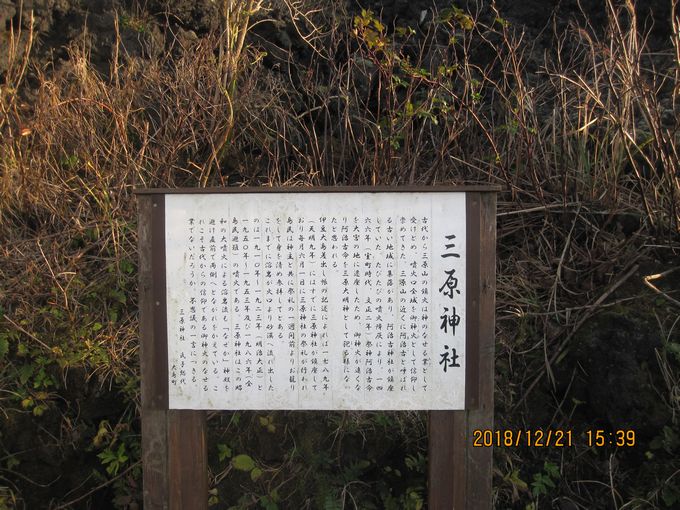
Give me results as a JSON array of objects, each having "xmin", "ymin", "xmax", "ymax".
[{"xmin": 562, "ymin": 311, "xmax": 670, "ymax": 439}]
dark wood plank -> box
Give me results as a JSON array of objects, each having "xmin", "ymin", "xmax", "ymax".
[
  {"xmin": 465, "ymin": 191, "xmax": 496, "ymax": 508},
  {"xmin": 168, "ymin": 410, "xmax": 208, "ymax": 510},
  {"xmin": 428, "ymin": 410, "xmax": 470, "ymax": 510},
  {"xmin": 466, "ymin": 193, "xmax": 481, "ymax": 410},
  {"xmin": 138, "ymin": 195, "xmax": 169, "ymax": 509},
  {"xmin": 428, "ymin": 411, "xmax": 456, "ymax": 509},
  {"xmin": 452, "ymin": 411, "xmax": 468, "ymax": 510},
  {"xmin": 151, "ymin": 195, "xmax": 168, "ymax": 409},
  {"xmin": 141, "ymin": 409, "xmax": 169, "ymax": 510},
  {"xmin": 133, "ymin": 185, "xmax": 503, "ymax": 195}
]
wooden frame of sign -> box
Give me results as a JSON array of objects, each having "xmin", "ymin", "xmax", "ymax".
[{"xmin": 135, "ymin": 186, "xmax": 497, "ymax": 510}]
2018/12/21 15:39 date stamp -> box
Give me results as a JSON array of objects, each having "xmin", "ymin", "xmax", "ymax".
[{"xmin": 472, "ymin": 429, "xmax": 636, "ymax": 448}]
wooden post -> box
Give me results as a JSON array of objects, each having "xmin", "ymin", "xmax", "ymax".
[
  {"xmin": 428, "ymin": 191, "xmax": 496, "ymax": 509},
  {"xmin": 138, "ymin": 194, "xmax": 208, "ymax": 510}
]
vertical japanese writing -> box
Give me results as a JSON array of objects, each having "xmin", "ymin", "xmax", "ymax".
[
  {"xmin": 219, "ymin": 216, "xmax": 231, "ymax": 394},
  {"xmin": 438, "ymin": 234, "xmax": 462, "ymax": 373},
  {"xmin": 165, "ymin": 193, "xmax": 466, "ymax": 410}
]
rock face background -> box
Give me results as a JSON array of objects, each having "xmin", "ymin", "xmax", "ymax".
[
  {"xmin": 1, "ymin": 0, "xmax": 679, "ymax": 509},
  {"xmin": 1, "ymin": 0, "xmax": 674, "ymax": 75}
]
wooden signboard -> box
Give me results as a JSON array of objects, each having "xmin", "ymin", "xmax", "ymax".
[{"xmin": 135, "ymin": 186, "xmax": 497, "ymax": 509}]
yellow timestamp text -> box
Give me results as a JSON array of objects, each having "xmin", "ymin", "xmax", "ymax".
[
  {"xmin": 585, "ymin": 429, "xmax": 636, "ymax": 447},
  {"xmin": 472, "ymin": 429, "xmax": 636, "ymax": 448}
]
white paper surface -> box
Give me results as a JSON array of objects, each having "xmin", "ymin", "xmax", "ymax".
[{"xmin": 165, "ymin": 192, "xmax": 466, "ymax": 410}]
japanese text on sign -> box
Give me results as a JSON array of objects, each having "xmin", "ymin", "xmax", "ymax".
[{"xmin": 165, "ymin": 193, "xmax": 466, "ymax": 410}]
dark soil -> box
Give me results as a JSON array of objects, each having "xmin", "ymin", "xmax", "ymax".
[{"xmin": 2, "ymin": 0, "xmax": 674, "ymax": 77}]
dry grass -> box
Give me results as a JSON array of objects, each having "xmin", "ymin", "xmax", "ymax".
[{"xmin": 0, "ymin": 0, "xmax": 679, "ymax": 507}]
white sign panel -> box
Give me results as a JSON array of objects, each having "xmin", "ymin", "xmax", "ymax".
[{"xmin": 165, "ymin": 192, "xmax": 466, "ymax": 410}]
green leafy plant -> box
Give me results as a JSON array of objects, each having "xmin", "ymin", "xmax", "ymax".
[
  {"xmin": 531, "ymin": 461, "xmax": 559, "ymax": 498},
  {"xmin": 98, "ymin": 443, "xmax": 129, "ymax": 476},
  {"xmin": 218, "ymin": 443, "xmax": 233, "ymax": 462},
  {"xmin": 232, "ymin": 453, "xmax": 263, "ymax": 481}
]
